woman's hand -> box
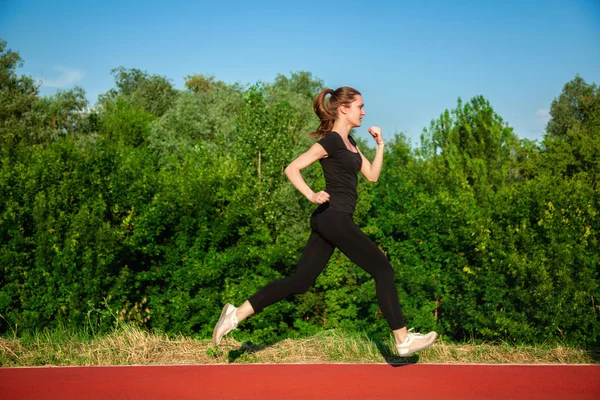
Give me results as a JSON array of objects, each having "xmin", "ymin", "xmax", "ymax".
[
  {"xmin": 368, "ymin": 126, "xmax": 384, "ymax": 146},
  {"xmin": 310, "ymin": 191, "xmax": 330, "ymax": 204}
]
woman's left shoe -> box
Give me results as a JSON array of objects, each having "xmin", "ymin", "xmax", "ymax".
[{"xmin": 212, "ymin": 303, "xmax": 238, "ymax": 346}]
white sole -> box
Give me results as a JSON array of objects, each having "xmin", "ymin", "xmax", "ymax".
[{"xmin": 212, "ymin": 303, "xmax": 235, "ymax": 346}]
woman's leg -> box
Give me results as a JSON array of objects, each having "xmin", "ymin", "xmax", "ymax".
[
  {"xmin": 244, "ymin": 230, "xmax": 334, "ymax": 320},
  {"xmin": 316, "ymin": 212, "xmax": 437, "ymax": 355},
  {"xmin": 315, "ymin": 210, "xmax": 408, "ymax": 342},
  {"xmin": 214, "ymin": 229, "xmax": 334, "ymax": 345}
]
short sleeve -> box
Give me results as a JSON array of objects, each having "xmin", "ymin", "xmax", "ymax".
[{"xmin": 317, "ymin": 132, "xmax": 340, "ymax": 156}]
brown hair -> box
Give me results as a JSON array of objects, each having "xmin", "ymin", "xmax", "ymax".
[{"xmin": 309, "ymin": 86, "xmax": 361, "ymax": 139}]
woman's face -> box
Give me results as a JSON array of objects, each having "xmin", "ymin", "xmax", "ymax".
[{"xmin": 343, "ymin": 95, "xmax": 366, "ymax": 128}]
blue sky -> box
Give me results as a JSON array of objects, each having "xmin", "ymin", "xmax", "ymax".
[{"xmin": 1, "ymin": 0, "xmax": 599, "ymax": 145}]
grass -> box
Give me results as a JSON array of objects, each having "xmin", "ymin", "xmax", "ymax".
[{"xmin": 1, "ymin": 324, "xmax": 598, "ymax": 367}]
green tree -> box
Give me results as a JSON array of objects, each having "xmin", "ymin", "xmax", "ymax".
[
  {"xmin": 0, "ymin": 38, "xmax": 40, "ymax": 154},
  {"xmin": 100, "ymin": 67, "xmax": 178, "ymax": 117},
  {"xmin": 184, "ymin": 74, "xmax": 227, "ymax": 94},
  {"xmin": 542, "ymin": 75, "xmax": 600, "ymax": 179},
  {"xmin": 264, "ymin": 71, "xmax": 322, "ymax": 145},
  {"xmin": 28, "ymin": 87, "xmax": 90, "ymax": 142},
  {"xmin": 269, "ymin": 71, "xmax": 323, "ymax": 100},
  {"xmin": 421, "ymin": 96, "xmax": 518, "ymax": 199},
  {"xmin": 99, "ymin": 97, "xmax": 157, "ymax": 147},
  {"xmin": 149, "ymin": 82, "xmax": 244, "ymax": 158}
]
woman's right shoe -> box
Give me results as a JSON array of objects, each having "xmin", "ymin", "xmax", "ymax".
[
  {"xmin": 396, "ymin": 330, "xmax": 437, "ymax": 356},
  {"xmin": 212, "ymin": 303, "xmax": 238, "ymax": 346}
]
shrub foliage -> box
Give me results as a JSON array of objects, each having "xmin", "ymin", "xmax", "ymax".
[{"xmin": 1, "ymin": 39, "xmax": 598, "ymax": 346}]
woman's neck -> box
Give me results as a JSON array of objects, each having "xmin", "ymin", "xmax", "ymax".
[{"xmin": 331, "ymin": 121, "xmax": 352, "ymax": 137}]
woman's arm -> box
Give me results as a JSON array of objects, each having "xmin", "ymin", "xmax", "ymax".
[
  {"xmin": 359, "ymin": 126, "xmax": 385, "ymax": 182},
  {"xmin": 284, "ymin": 142, "xmax": 330, "ymax": 204}
]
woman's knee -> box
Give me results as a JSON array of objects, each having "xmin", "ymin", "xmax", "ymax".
[{"xmin": 374, "ymin": 264, "xmax": 395, "ymax": 282}]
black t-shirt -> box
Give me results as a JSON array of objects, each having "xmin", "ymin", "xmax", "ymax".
[{"xmin": 316, "ymin": 131, "xmax": 363, "ymax": 214}]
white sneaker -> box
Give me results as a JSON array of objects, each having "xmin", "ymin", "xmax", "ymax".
[
  {"xmin": 212, "ymin": 303, "xmax": 238, "ymax": 346},
  {"xmin": 396, "ymin": 329, "xmax": 437, "ymax": 356}
]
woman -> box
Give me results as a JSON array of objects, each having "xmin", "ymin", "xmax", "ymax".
[{"xmin": 213, "ymin": 87, "xmax": 437, "ymax": 356}]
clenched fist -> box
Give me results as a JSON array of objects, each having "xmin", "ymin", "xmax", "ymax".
[{"xmin": 368, "ymin": 126, "xmax": 384, "ymax": 146}]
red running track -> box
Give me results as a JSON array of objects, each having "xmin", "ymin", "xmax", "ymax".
[{"xmin": 1, "ymin": 364, "xmax": 599, "ymax": 400}]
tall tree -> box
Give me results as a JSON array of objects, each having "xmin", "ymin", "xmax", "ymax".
[
  {"xmin": 0, "ymin": 38, "xmax": 39, "ymax": 154},
  {"xmin": 184, "ymin": 74, "xmax": 227, "ymax": 94},
  {"xmin": 421, "ymin": 96, "xmax": 518, "ymax": 198},
  {"xmin": 100, "ymin": 67, "xmax": 178, "ymax": 117},
  {"xmin": 542, "ymin": 75, "xmax": 600, "ymax": 180}
]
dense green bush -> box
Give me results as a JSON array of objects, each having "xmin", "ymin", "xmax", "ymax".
[{"xmin": 1, "ymin": 38, "xmax": 598, "ymax": 346}]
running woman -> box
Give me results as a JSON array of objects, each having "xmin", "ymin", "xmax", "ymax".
[{"xmin": 213, "ymin": 87, "xmax": 437, "ymax": 356}]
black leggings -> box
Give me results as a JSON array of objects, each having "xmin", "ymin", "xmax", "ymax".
[{"xmin": 248, "ymin": 206, "xmax": 406, "ymax": 330}]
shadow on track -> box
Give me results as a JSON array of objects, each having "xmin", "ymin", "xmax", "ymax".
[
  {"xmin": 590, "ymin": 348, "xmax": 600, "ymax": 363},
  {"xmin": 371, "ymin": 339, "xmax": 420, "ymax": 367},
  {"xmin": 224, "ymin": 335, "xmax": 419, "ymax": 367}
]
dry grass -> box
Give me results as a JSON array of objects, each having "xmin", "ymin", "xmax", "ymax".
[{"xmin": 1, "ymin": 325, "xmax": 597, "ymax": 367}]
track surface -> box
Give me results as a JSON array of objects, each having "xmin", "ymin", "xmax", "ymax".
[{"xmin": 2, "ymin": 364, "xmax": 599, "ymax": 400}]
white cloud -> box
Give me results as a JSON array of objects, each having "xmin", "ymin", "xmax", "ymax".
[
  {"xmin": 41, "ymin": 66, "xmax": 84, "ymax": 88},
  {"xmin": 534, "ymin": 109, "xmax": 551, "ymax": 124}
]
